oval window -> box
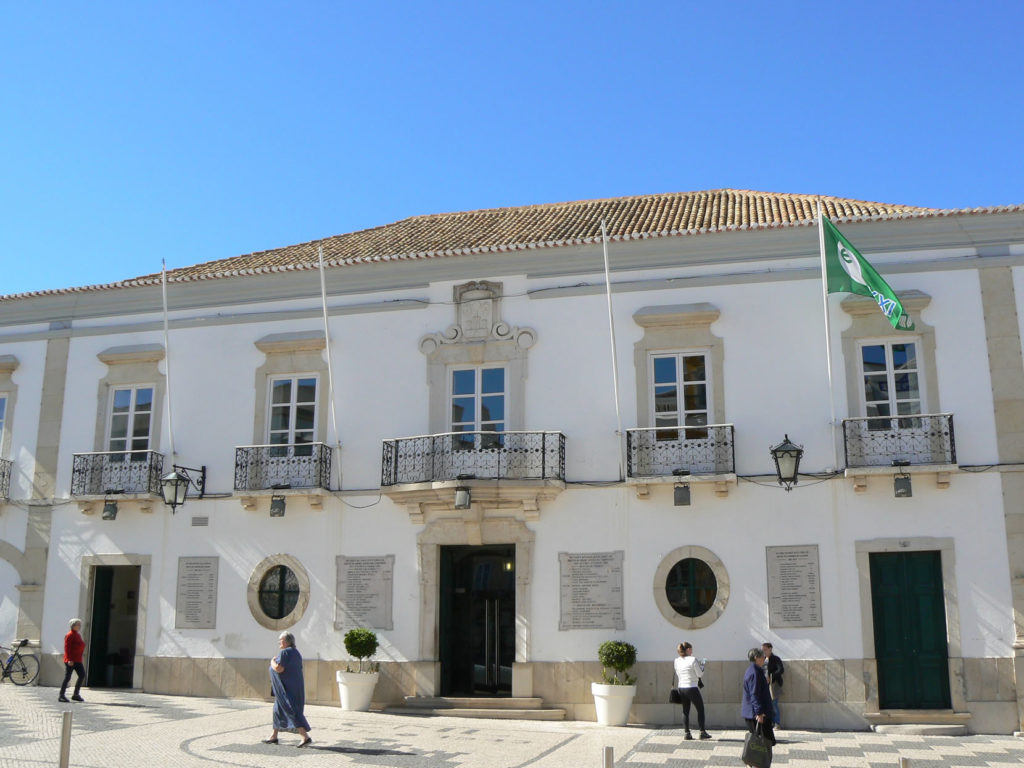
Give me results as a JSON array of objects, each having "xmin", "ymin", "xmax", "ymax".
[
  {"xmin": 665, "ymin": 557, "xmax": 717, "ymax": 618},
  {"xmin": 258, "ymin": 564, "xmax": 300, "ymax": 619}
]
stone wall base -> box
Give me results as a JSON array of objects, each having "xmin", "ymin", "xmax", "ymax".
[{"xmin": 36, "ymin": 655, "xmax": 1018, "ymax": 733}]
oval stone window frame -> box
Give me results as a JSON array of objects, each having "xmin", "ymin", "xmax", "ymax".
[
  {"xmin": 654, "ymin": 545, "xmax": 729, "ymax": 630},
  {"xmin": 247, "ymin": 554, "xmax": 310, "ymax": 630}
]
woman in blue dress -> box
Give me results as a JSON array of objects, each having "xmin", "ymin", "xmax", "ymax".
[{"xmin": 264, "ymin": 631, "xmax": 312, "ymax": 747}]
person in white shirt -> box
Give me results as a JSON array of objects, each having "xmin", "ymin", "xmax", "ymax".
[{"xmin": 673, "ymin": 642, "xmax": 711, "ymax": 740}]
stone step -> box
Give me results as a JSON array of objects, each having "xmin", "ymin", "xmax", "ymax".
[
  {"xmin": 387, "ymin": 696, "xmax": 566, "ymax": 721},
  {"xmin": 385, "ymin": 705, "xmax": 566, "ymax": 721},
  {"xmin": 865, "ymin": 710, "xmax": 970, "ymax": 736},
  {"xmin": 401, "ymin": 696, "xmax": 545, "ymax": 710}
]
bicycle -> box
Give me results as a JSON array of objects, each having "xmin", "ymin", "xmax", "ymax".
[{"xmin": 1, "ymin": 639, "xmax": 40, "ymax": 685}]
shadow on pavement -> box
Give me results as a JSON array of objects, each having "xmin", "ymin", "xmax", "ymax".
[{"xmin": 312, "ymin": 745, "xmax": 419, "ymax": 756}]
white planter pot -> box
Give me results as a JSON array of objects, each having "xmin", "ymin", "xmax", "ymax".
[
  {"xmin": 591, "ymin": 682, "xmax": 637, "ymax": 726},
  {"xmin": 336, "ymin": 670, "xmax": 379, "ymax": 711}
]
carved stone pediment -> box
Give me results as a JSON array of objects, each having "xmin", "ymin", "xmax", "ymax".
[{"xmin": 419, "ymin": 281, "xmax": 537, "ymax": 354}]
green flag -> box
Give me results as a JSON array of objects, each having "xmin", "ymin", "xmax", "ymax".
[{"xmin": 822, "ymin": 217, "xmax": 914, "ymax": 331}]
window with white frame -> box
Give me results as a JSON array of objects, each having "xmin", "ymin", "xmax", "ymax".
[
  {"xmin": 859, "ymin": 341, "xmax": 922, "ymax": 429},
  {"xmin": 268, "ymin": 376, "xmax": 318, "ymax": 456},
  {"xmin": 450, "ymin": 366, "xmax": 506, "ymax": 449},
  {"xmin": 107, "ymin": 386, "xmax": 153, "ymax": 460},
  {"xmin": 0, "ymin": 395, "xmax": 6, "ymax": 454},
  {"xmin": 651, "ymin": 352, "xmax": 710, "ymax": 440}
]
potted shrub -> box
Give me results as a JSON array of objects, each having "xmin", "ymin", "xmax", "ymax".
[
  {"xmin": 336, "ymin": 628, "xmax": 380, "ymax": 711},
  {"xmin": 591, "ymin": 640, "xmax": 638, "ymax": 726}
]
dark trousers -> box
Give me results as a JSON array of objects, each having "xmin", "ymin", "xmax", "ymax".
[
  {"xmin": 60, "ymin": 662, "xmax": 85, "ymax": 697},
  {"xmin": 678, "ymin": 686, "xmax": 706, "ymax": 732},
  {"xmin": 745, "ymin": 718, "xmax": 775, "ymax": 746}
]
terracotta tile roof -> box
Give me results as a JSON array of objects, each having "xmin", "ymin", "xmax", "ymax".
[
  {"xmin": 4, "ymin": 189, "xmax": 1021, "ymax": 300},
  {"xmin": 147, "ymin": 189, "xmax": 932, "ymax": 283}
]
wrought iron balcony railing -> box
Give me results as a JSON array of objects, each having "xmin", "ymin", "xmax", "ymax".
[
  {"xmin": 234, "ymin": 442, "xmax": 332, "ymax": 491},
  {"xmin": 843, "ymin": 414, "xmax": 956, "ymax": 468},
  {"xmin": 71, "ymin": 450, "xmax": 165, "ymax": 496},
  {"xmin": 0, "ymin": 458, "xmax": 11, "ymax": 501},
  {"xmin": 626, "ymin": 424, "xmax": 735, "ymax": 477},
  {"xmin": 381, "ymin": 431, "xmax": 566, "ymax": 486}
]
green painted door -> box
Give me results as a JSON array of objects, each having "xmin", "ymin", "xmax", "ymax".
[{"xmin": 869, "ymin": 551, "xmax": 950, "ymax": 709}]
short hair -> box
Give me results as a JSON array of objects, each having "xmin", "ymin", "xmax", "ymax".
[
  {"xmin": 278, "ymin": 631, "xmax": 295, "ymax": 647},
  {"xmin": 748, "ymin": 647, "xmax": 765, "ymax": 663},
  {"xmin": 69, "ymin": 618, "xmax": 82, "ymax": 629}
]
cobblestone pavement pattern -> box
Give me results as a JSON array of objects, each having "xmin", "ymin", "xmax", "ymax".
[{"xmin": 1, "ymin": 685, "xmax": 1023, "ymax": 768}]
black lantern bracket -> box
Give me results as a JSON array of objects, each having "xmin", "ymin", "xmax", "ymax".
[{"xmin": 160, "ymin": 465, "xmax": 207, "ymax": 513}]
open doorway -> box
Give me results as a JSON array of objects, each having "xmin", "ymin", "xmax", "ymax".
[
  {"xmin": 88, "ymin": 565, "xmax": 141, "ymax": 688},
  {"xmin": 438, "ymin": 544, "xmax": 515, "ymax": 697}
]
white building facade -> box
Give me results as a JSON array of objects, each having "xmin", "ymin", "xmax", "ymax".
[{"xmin": 1, "ymin": 190, "xmax": 1023, "ymax": 733}]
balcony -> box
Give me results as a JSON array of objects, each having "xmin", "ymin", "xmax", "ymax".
[
  {"xmin": 71, "ymin": 450, "xmax": 165, "ymax": 496},
  {"xmin": 234, "ymin": 442, "xmax": 332, "ymax": 492},
  {"xmin": 382, "ymin": 430, "xmax": 565, "ymax": 485},
  {"xmin": 625, "ymin": 424, "xmax": 736, "ymax": 498},
  {"xmin": 380, "ymin": 431, "xmax": 566, "ymax": 523},
  {"xmin": 842, "ymin": 414, "xmax": 957, "ymax": 491},
  {"xmin": 0, "ymin": 458, "xmax": 11, "ymax": 501}
]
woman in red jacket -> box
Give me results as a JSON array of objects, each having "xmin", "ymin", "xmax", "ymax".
[{"xmin": 59, "ymin": 618, "xmax": 86, "ymax": 703}]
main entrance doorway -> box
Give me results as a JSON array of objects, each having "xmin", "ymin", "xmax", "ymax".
[
  {"xmin": 88, "ymin": 565, "xmax": 141, "ymax": 689},
  {"xmin": 439, "ymin": 544, "xmax": 515, "ymax": 697},
  {"xmin": 869, "ymin": 550, "xmax": 951, "ymax": 709}
]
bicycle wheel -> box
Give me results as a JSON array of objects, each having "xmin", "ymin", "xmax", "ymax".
[{"xmin": 9, "ymin": 654, "xmax": 39, "ymax": 685}]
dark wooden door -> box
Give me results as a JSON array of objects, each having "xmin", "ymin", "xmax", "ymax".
[{"xmin": 870, "ymin": 550, "xmax": 950, "ymax": 709}]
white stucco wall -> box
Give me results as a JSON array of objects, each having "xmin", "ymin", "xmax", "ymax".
[{"xmin": 0, "ymin": 223, "xmax": 1019, "ymax": 692}]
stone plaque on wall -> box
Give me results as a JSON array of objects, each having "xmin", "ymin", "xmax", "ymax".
[
  {"xmin": 766, "ymin": 545, "xmax": 822, "ymax": 628},
  {"xmin": 175, "ymin": 557, "xmax": 218, "ymax": 629},
  {"xmin": 558, "ymin": 550, "xmax": 625, "ymax": 630},
  {"xmin": 335, "ymin": 555, "xmax": 394, "ymax": 630}
]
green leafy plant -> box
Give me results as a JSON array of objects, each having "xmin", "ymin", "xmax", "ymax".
[
  {"xmin": 598, "ymin": 640, "xmax": 637, "ymax": 685},
  {"xmin": 343, "ymin": 628, "xmax": 379, "ymax": 673}
]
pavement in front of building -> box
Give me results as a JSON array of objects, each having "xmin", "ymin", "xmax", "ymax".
[{"xmin": 1, "ymin": 684, "xmax": 1024, "ymax": 768}]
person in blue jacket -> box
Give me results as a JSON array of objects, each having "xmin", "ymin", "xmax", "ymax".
[
  {"xmin": 741, "ymin": 647, "xmax": 776, "ymax": 746},
  {"xmin": 264, "ymin": 631, "xmax": 312, "ymax": 747}
]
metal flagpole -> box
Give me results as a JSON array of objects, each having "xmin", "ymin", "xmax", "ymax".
[
  {"xmin": 318, "ymin": 246, "xmax": 343, "ymax": 490},
  {"xmin": 817, "ymin": 201, "xmax": 839, "ymax": 469},
  {"xmin": 161, "ymin": 261, "xmax": 176, "ymax": 459},
  {"xmin": 601, "ymin": 220, "xmax": 625, "ymax": 481}
]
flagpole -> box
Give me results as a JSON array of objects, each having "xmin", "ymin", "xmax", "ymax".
[
  {"xmin": 161, "ymin": 260, "xmax": 176, "ymax": 460},
  {"xmin": 318, "ymin": 246, "xmax": 343, "ymax": 491},
  {"xmin": 600, "ymin": 220, "xmax": 625, "ymax": 481},
  {"xmin": 817, "ymin": 201, "xmax": 839, "ymax": 470}
]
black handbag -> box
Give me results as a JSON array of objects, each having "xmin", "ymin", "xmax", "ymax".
[
  {"xmin": 742, "ymin": 723, "xmax": 772, "ymax": 768},
  {"xmin": 668, "ymin": 687, "xmax": 682, "ymax": 704},
  {"xmin": 698, "ymin": 678, "xmax": 704, "ymax": 689}
]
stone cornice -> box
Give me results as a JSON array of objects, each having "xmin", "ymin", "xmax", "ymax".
[
  {"xmin": 633, "ymin": 303, "xmax": 720, "ymax": 328},
  {"xmin": 254, "ymin": 330, "xmax": 326, "ymax": 355},
  {"xmin": 97, "ymin": 344, "xmax": 165, "ymax": 365},
  {"xmin": 840, "ymin": 289, "xmax": 932, "ymax": 317}
]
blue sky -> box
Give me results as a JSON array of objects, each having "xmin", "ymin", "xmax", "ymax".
[{"xmin": 3, "ymin": 1, "xmax": 1022, "ymax": 296}]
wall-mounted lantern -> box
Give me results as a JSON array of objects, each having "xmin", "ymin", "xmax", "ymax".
[{"xmin": 769, "ymin": 435, "xmax": 803, "ymax": 491}]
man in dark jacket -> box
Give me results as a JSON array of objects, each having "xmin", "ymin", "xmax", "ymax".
[
  {"xmin": 762, "ymin": 642, "xmax": 784, "ymax": 728},
  {"xmin": 741, "ymin": 647, "xmax": 775, "ymax": 746}
]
